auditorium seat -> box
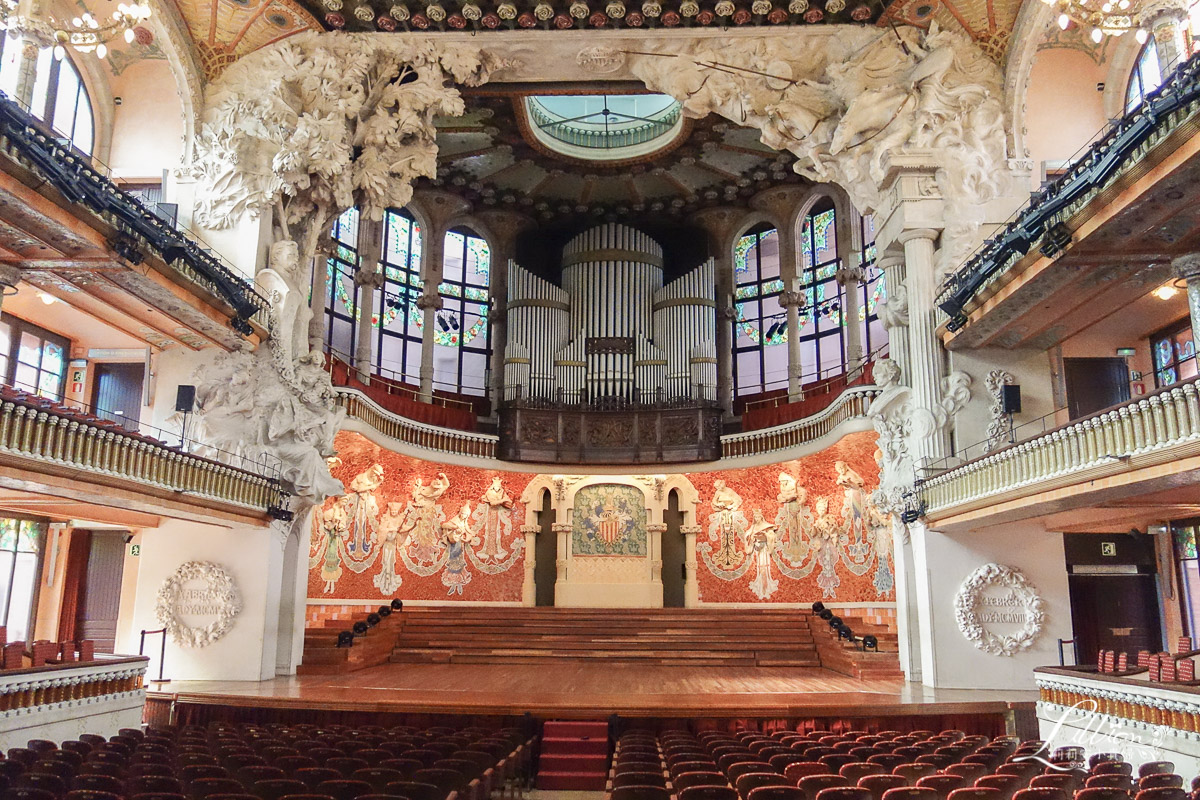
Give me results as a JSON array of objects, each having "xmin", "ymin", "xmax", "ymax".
[
  {"xmin": 131, "ymin": 793, "xmax": 188, "ymax": 800},
  {"xmin": 1139, "ymin": 765, "xmax": 1177, "ymax": 779},
  {"xmin": 799, "ymin": 773, "xmax": 851, "ymax": 800},
  {"xmin": 614, "ymin": 786, "xmax": 673, "ymax": 800},
  {"xmin": 1012, "ymin": 788, "xmax": 1069, "ymax": 800},
  {"xmin": 747, "ymin": 786, "xmax": 807, "ymax": 800},
  {"xmin": 867, "ymin": 756, "xmax": 907, "ymax": 771},
  {"xmin": 1135, "ymin": 789, "xmax": 1188, "ymax": 800},
  {"xmin": 916, "ymin": 775, "xmax": 967, "ymax": 799},
  {"xmin": 737, "ymin": 772, "xmax": 793, "ymax": 795},
  {"xmin": 893, "ymin": 765, "xmax": 937, "ymax": 784},
  {"xmin": 949, "ymin": 789, "xmax": 1003, "ymax": 800},
  {"xmin": 1140, "ymin": 776, "xmax": 1184, "ymax": 790},
  {"xmin": 315, "ymin": 779, "xmax": 373, "ymax": 800},
  {"xmin": 615, "ymin": 772, "xmax": 668, "ymax": 788},
  {"xmin": 1094, "ymin": 764, "xmax": 1135, "ymax": 777},
  {"xmin": 729, "ymin": 762, "xmax": 776, "ymax": 782},
  {"xmin": 816, "ymin": 787, "xmax": 873, "ymax": 800},
  {"xmin": 1088, "ymin": 775, "xmax": 1138, "ymax": 791},
  {"xmin": 858, "ymin": 774, "xmax": 907, "ymax": 800},
  {"xmin": 785, "ymin": 763, "xmax": 830, "ymax": 782},
  {"xmin": 680, "ymin": 786, "xmax": 740, "ymax": 800},
  {"xmin": 384, "ymin": 779, "xmax": 443, "ymax": 800},
  {"xmin": 674, "ymin": 771, "xmax": 730, "ymax": 790}
]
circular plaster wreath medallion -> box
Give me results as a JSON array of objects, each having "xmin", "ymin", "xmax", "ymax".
[
  {"xmin": 954, "ymin": 562, "xmax": 1045, "ymax": 656},
  {"xmin": 155, "ymin": 561, "xmax": 242, "ymax": 648}
]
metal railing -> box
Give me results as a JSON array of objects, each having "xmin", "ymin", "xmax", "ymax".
[
  {"xmin": 0, "ymin": 382, "xmax": 288, "ymax": 515},
  {"xmin": 740, "ymin": 345, "xmax": 887, "ymax": 414},
  {"xmin": 0, "ymin": 92, "xmax": 269, "ymax": 335},
  {"xmin": 335, "ymin": 387, "xmax": 498, "ymax": 458},
  {"xmin": 721, "ymin": 385, "xmax": 880, "ymax": 458},
  {"xmin": 526, "ymin": 99, "xmax": 683, "ymax": 150},
  {"xmin": 936, "ymin": 50, "xmax": 1200, "ymax": 325},
  {"xmin": 923, "ymin": 374, "xmax": 1200, "ymax": 516},
  {"xmin": 324, "ymin": 346, "xmax": 478, "ymax": 414}
]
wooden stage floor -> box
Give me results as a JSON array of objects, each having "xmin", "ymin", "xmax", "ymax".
[{"xmin": 147, "ymin": 663, "xmax": 1038, "ymax": 719}]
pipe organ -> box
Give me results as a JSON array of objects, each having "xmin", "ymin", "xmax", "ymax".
[{"xmin": 504, "ymin": 223, "xmax": 716, "ymax": 405}]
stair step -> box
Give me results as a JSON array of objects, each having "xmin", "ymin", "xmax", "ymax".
[{"xmin": 536, "ymin": 770, "xmax": 609, "ymax": 791}]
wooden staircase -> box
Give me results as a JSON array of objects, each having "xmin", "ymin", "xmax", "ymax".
[
  {"xmin": 389, "ymin": 606, "xmax": 822, "ymax": 667},
  {"xmin": 297, "ymin": 608, "xmax": 400, "ymax": 676},
  {"xmin": 808, "ymin": 615, "xmax": 904, "ymax": 680}
]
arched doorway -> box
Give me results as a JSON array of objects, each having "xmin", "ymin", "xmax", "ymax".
[
  {"xmin": 662, "ymin": 489, "xmax": 686, "ymax": 608},
  {"xmin": 534, "ymin": 488, "xmax": 557, "ymax": 607}
]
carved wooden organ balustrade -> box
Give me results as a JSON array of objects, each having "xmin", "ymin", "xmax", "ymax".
[{"xmin": 500, "ymin": 223, "xmax": 720, "ymax": 463}]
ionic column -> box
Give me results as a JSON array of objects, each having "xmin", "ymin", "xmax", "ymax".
[
  {"xmin": 898, "ymin": 228, "xmax": 947, "ymax": 464},
  {"xmin": 13, "ymin": 38, "xmax": 40, "ymax": 110},
  {"xmin": 681, "ymin": 524, "xmax": 701, "ymax": 608},
  {"xmin": 694, "ymin": 208, "xmax": 748, "ymax": 419},
  {"xmin": 837, "ymin": 263, "xmax": 866, "ymax": 379},
  {"xmin": 647, "ymin": 522, "xmax": 667, "ymax": 607},
  {"xmin": 417, "ymin": 290, "xmax": 442, "ymax": 402},
  {"xmin": 476, "ymin": 209, "xmax": 534, "ymax": 415},
  {"xmin": 0, "ymin": 264, "xmax": 21, "ymax": 317},
  {"xmin": 876, "ymin": 252, "xmax": 909, "ymax": 380},
  {"xmin": 1174, "ymin": 253, "xmax": 1200, "ymax": 347}
]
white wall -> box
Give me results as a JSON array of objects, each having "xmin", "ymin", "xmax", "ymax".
[
  {"xmin": 912, "ymin": 520, "xmax": 1072, "ymax": 689},
  {"xmin": 948, "ymin": 347, "xmax": 1056, "ymax": 460},
  {"xmin": 117, "ymin": 518, "xmax": 285, "ymax": 682}
]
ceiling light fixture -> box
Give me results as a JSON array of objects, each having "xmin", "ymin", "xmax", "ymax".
[
  {"xmin": 0, "ymin": 0, "xmax": 152, "ymax": 61},
  {"xmin": 1152, "ymin": 284, "xmax": 1179, "ymax": 300},
  {"xmin": 1039, "ymin": 0, "xmax": 1145, "ymax": 40}
]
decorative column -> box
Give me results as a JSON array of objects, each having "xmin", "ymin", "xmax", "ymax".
[
  {"xmin": 552, "ymin": 521, "xmax": 572, "ymax": 607},
  {"xmin": 898, "ymin": 227, "xmax": 947, "ymax": 464},
  {"xmin": 779, "ymin": 289, "xmax": 805, "ymax": 399},
  {"xmin": 694, "ymin": 208, "xmax": 750, "ymax": 419},
  {"xmin": 476, "ymin": 210, "xmax": 535, "ymax": 415},
  {"xmin": 837, "ymin": 263, "xmax": 866, "ymax": 379},
  {"xmin": 520, "ymin": 524, "xmax": 538, "ymax": 607},
  {"xmin": 681, "ymin": 524, "xmax": 701, "ymax": 607},
  {"xmin": 876, "ymin": 252, "xmax": 909, "ymax": 381},
  {"xmin": 352, "ymin": 216, "xmax": 384, "ymax": 384},
  {"xmin": 1138, "ymin": 0, "xmax": 1191, "ymax": 72},
  {"xmin": 647, "ymin": 522, "xmax": 667, "ymax": 607},
  {"xmin": 1174, "ymin": 253, "xmax": 1200, "ymax": 346},
  {"xmin": 308, "ymin": 237, "xmax": 334, "ymax": 355},
  {"xmin": 0, "ymin": 264, "xmax": 21, "ymax": 317},
  {"xmin": 408, "ymin": 191, "xmax": 470, "ymax": 403}
]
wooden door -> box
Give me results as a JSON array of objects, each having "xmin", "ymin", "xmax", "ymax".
[
  {"xmin": 661, "ymin": 490, "xmax": 686, "ymax": 608},
  {"xmin": 77, "ymin": 531, "xmax": 127, "ymax": 653},
  {"xmin": 90, "ymin": 362, "xmax": 144, "ymax": 430},
  {"xmin": 1068, "ymin": 573, "xmax": 1162, "ymax": 666},
  {"xmin": 534, "ymin": 490, "xmax": 557, "ymax": 607},
  {"xmin": 1063, "ymin": 357, "xmax": 1131, "ymax": 421}
]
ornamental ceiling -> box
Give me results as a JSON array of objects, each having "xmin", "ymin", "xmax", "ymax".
[
  {"xmin": 419, "ymin": 89, "xmax": 806, "ymax": 222},
  {"xmin": 157, "ymin": 0, "xmax": 1032, "ymax": 80}
]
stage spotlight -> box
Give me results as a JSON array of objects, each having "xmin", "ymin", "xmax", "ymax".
[
  {"xmin": 1039, "ymin": 222, "xmax": 1073, "ymax": 258},
  {"xmin": 391, "ymin": 598, "xmax": 404, "ymax": 611},
  {"xmin": 336, "ymin": 631, "xmax": 355, "ymax": 647},
  {"xmin": 367, "ymin": 613, "xmax": 381, "ymax": 627},
  {"xmin": 837, "ymin": 624, "xmax": 853, "ymax": 640},
  {"xmin": 812, "ymin": 602, "xmax": 826, "ymax": 613},
  {"xmin": 378, "ymin": 605, "xmax": 392, "ymax": 618},
  {"xmin": 828, "ymin": 615, "xmax": 843, "ymax": 629},
  {"xmin": 352, "ymin": 621, "xmax": 369, "ymax": 635},
  {"xmin": 819, "ymin": 608, "xmax": 834, "ymax": 621},
  {"xmin": 862, "ymin": 635, "xmax": 878, "ymax": 651}
]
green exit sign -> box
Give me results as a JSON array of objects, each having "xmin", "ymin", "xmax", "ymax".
[{"xmin": 129, "ymin": 544, "xmax": 140, "ymax": 557}]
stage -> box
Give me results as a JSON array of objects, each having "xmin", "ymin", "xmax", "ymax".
[{"xmin": 144, "ymin": 662, "xmax": 1038, "ymax": 727}]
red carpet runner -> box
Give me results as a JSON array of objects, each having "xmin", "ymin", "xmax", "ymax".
[{"xmin": 536, "ymin": 720, "xmax": 610, "ymax": 790}]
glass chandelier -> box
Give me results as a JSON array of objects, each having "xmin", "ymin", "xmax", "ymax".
[
  {"xmin": 0, "ymin": 0, "xmax": 152, "ymax": 60},
  {"xmin": 1041, "ymin": 0, "xmax": 1149, "ymax": 42}
]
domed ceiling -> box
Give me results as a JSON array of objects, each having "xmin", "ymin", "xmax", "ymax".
[{"xmin": 417, "ymin": 88, "xmax": 806, "ymax": 222}]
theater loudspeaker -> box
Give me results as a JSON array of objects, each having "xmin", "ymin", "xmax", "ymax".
[
  {"xmin": 175, "ymin": 385, "xmax": 196, "ymax": 413},
  {"xmin": 1001, "ymin": 384, "xmax": 1022, "ymax": 415}
]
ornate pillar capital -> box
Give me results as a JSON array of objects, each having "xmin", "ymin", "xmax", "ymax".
[
  {"xmin": 836, "ymin": 265, "xmax": 867, "ymax": 286},
  {"xmin": 876, "ymin": 252, "xmax": 906, "ymax": 273},
  {"xmin": 0, "ymin": 264, "xmax": 23, "ymax": 290},
  {"xmin": 1173, "ymin": 253, "xmax": 1200, "ymax": 281},
  {"xmin": 778, "ymin": 290, "xmax": 806, "ymax": 308},
  {"xmin": 416, "ymin": 292, "xmax": 442, "ymax": 311},
  {"xmin": 896, "ymin": 228, "xmax": 941, "ymax": 247},
  {"xmin": 352, "ymin": 263, "xmax": 385, "ymax": 290}
]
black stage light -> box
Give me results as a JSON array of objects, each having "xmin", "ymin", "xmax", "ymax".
[
  {"xmin": 391, "ymin": 598, "xmax": 404, "ymax": 611},
  {"xmin": 837, "ymin": 624, "xmax": 854, "ymax": 640},
  {"xmin": 352, "ymin": 621, "xmax": 368, "ymax": 635},
  {"xmin": 862, "ymin": 635, "xmax": 878, "ymax": 651},
  {"xmin": 378, "ymin": 605, "xmax": 391, "ymax": 617},
  {"xmin": 819, "ymin": 608, "xmax": 834, "ymax": 621},
  {"xmin": 812, "ymin": 602, "xmax": 825, "ymax": 613},
  {"xmin": 367, "ymin": 613, "xmax": 381, "ymax": 627},
  {"xmin": 336, "ymin": 631, "xmax": 355, "ymax": 647}
]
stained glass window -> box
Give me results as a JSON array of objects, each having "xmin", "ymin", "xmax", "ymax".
[
  {"xmin": 377, "ymin": 209, "xmax": 424, "ymax": 385},
  {"xmin": 733, "ymin": 227, "xmax": 787, "ymax": 397},
  {"xmin": 323, "ymin": 207, "xmax": 360, "ymax": 364},
  {"xmin": 1175, "ymin": 520, "xmax": 1200, "ymax": 641},
  {"xmin": 1151, "ymin": 318, "xmax": 1196, "ymax": 388},
  {"xmin": 1126, "ymin": 40, "xmax": 1163, "ymax": 114},
  {"xmin": 0, "ymin": 517, "xmax": 44, "ymax": 644},
  {"xmin": 0, "ymin": 42, "xmax": 94, "ymax": 155},
  {"xmin": 434, "ymin": 228, "xmax": 491, "ymax": 397}
]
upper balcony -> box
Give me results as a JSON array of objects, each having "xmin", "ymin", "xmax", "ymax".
[
  {"xmin": 0, "ymin": 94, "xmax": 268, "ymax": 350},
  {"xmin": 922, "ymin": 373, "xmax": 1200, "ymax": 534},
  {"xmin": 935, "ymin": 52, "xmax": 1200, "ymax": 350}
]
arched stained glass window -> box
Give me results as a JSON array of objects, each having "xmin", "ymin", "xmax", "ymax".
[
  {"xmin": 434, "ymin": 229, "xmax": 491, "ymax": 396},
  {"xmin": 323, "ymin": 207, "xmax": 360, "ymax": 363},
  {"xmin": 733, "ymin": 225, "xmax": 786, "ymax": 397},
  {"xmin": 1126, "ymin": 39, "xmax": 1163, "ymax": 113},
  {"xmin": 0, "ymin": 44, "xmax": 94, "ymax": 154},
  {"xmin": 798, "ymin": 201, "xmax": 844, "ymax": 383},
  {"xmin": 377, "ymin": 210, "xmax": 424, "ymax": 384}
]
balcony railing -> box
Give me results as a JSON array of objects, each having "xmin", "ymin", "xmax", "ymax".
[
  {"xmin": 336, "ymin": 388, "xmax": 498, "ymax": 458},
  {"xmin": 0, "ymin": 93, "xmax": 268, "ymax": 334},
  {"xmin": 936, "ymin": 51, "xmax": 1200, "ymax": 325},
  {"xmin": 720, "ymin": 386, "xmax": 880, "ymax": 458},
  {"xmin": 0, "ymin": 386, "xmax": 288, "ymax": 516},
  {"xmin": 923, "ymin": 375, "xmax": 1200, "ymax": 518}
]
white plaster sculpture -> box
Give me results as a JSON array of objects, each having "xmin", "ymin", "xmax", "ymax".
[
  {"xmin": 954, "ymin": 562, "xmax": 1046, "ymax": 656},
  {"xmin": 984, "ymin": 369, "xmax": 1015, "ymax": 453},
  {"xmin": 154, "ymin": 561, "xmax": 243, "ymax": 648}
]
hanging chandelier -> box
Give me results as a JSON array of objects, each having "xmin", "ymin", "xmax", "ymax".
[
  {"xmin": 1041, "ymin": 0, "xmax": 1149, "ymax": 42},
  {"xmin": 0, "ymin": 0, "xmax": 152, "ymax": 60}
]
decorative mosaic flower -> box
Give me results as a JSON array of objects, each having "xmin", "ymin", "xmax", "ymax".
[
  {"xmin": 496, "ymin": 2, "xmax": 517, "ymax": 17},
  {"xmin": 535, "ymin": 1, "xmax": 554, "ymax": 17},
  {"xmin": 767, "ymin": 6, "xmax": 786, "ymax": 21},
  {"xmin": 732, "ymin": 7, "xmax": 751, "ymax": 22},
  {"xmin": 802, "ymin": 6, "xmax": 821, "ymax": 21},
  {"xmin": 696, "ymin": 8, "xmax": 714, "ymax": 22},
  {"xmin": 447, "ymin": 12, "xmax": 466, "ymax": 26},
  {"xmin": 825, "ymin": 0, "xmax": 845, "ymax": 12},
  {"xmin": 787, "ymin": 0, "xmax": 807, "ymax": 12},
  {"xmin": 570, "ymin": 1, "xmax": 590, "ymax": 17},
  {"xmin": 751, "ymin": 0, "xmax": 771, "ymax": 13},
  {"xmin": 588, "ymin": 10, "xmax": 607, "ymax": 24},
  {"xmin": 411, "ymin": 11, "xmax": 430, "ymax": 26},
  {"xmin": 463, "ymin": 2, "xmax": 484, "ymax": 19},
  {"xmin": 353, "ymin": 3, "xmax": 374, "ymax": 20},
  {"xmin": 625, "ymin": 9, "xmax": 644, "ymax": 23},
  {"xmin": 714, "ymin": 0, "xmax": 734, "ymax": 14},
  {"xmin": 322, "ymin": 0, "xmax": 342, "ymax": 9},
  {"xmin": 849, "ymin": 2, "xmax": 870, "ymax": 18},
  {"xmin": 377, "ymin": 13, "xmax": 398, "ymax": 28},
  {"xmin": 325, "ymin": 11, "xmax": 346, "ymax": 25},
  {"xmin": 679, "ymin": 0, "xmax": 699, "ymax": 15},
  {"xmin": 661, "ymin": 8, "xmax": 680, "ymax": 22},
  {"xmin": 425, "ymin": 3, "xmax": 446, "ymax": 21},
  {"xmin": 554, "ymin": 12, "xmax": 573, "ymax": 25},
  {"xmin": 390, "ymin": 3, "xmax": 409, "ymax": 18},
  {"xmin": 642, "ymin": 0, "xmax": 661, "ymax": 15},
  {"xmin": 516, "ymin": 10, "xmax": 535, "ymax": 24},
  {"xmin": 606, "ymin": 1, "xmax": 626, "ymax": 17}
]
